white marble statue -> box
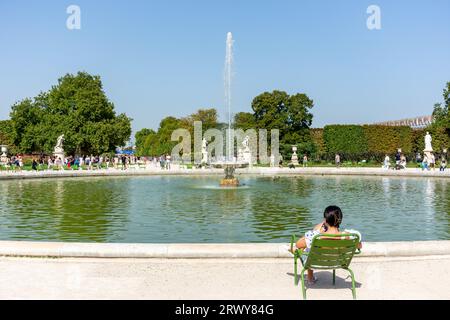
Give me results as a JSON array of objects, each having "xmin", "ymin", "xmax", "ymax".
[
  {"xmin": 424, "ymin": 132, "xmax": 433, "ymax": 151},
  {"xmin": 54, "ymin": 134, "xmax": 65, "ymax": 153},
  {"xmin": 201, "ymin": 138, "xmax": 208, "ymax": 164},
  {"xmin": 242, "ymin": 136, "xmax": 250, "ymax": 151}
]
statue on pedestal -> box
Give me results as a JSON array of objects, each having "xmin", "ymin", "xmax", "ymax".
[
  {"xmin": 201, "ymin": 138, "xmax": 208, "ymax": 165},
  {"xmin": 53, "ymin": 134, "xmax": 65, "ymax": 163},
  {"xmin": 291, "ymin": 145, "xmax": 299, "ymax": 166},
  {"xmin": 0, "ymin": 145, "xmax": 8, "ymax": 164},
  {"xmin": 242, "ymin": 136, "xmax": 252, "ymax": 165},
  {"xmin": 424, "ymin": 132, "xmax": 433, "ymax": 152},
  {"xmin": 423, "ymin": 132, "xmax": 434, "ymax": 161}
]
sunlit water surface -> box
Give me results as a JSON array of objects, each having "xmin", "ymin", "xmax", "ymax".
[{"xmin": 0, "ymin": 175, "xmax": 448, "ymax": 243}]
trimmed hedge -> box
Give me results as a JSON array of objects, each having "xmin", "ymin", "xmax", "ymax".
[
  {"xmin": 323, "ymin": 125, "xmax": 368, "ymax": 161},
  {"xmin": 362, "ymin": 125, "xmax": 413, "ymax": 159},
  {"xmin": 318, "ymin": 124, "xmax": 434, "ymax": 162},
  {"xmin": 310, "ymin": 128, "xmax": 325, "ymax": 157}
]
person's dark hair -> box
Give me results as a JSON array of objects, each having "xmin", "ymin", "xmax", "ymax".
[{"xmin": 323, "ymin": 205, "xmax": 343, "ymax": 228}]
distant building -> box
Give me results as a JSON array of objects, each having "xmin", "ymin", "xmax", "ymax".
[{"xmin": 372, "ymin": 115, "xmax": 433, "ymax": 129}]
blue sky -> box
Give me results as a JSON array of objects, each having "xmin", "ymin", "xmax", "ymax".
[{"xmin": 1, "ymin": 0, "xmax": 449, "ymax": 134}]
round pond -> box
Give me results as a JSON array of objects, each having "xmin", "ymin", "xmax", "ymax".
[{"xmin": 0, "ymin": 175, "xmax": 448, "ymax": 243}]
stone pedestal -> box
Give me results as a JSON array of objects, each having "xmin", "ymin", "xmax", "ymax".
[
  {"xmin": 270, "ymin": 154, "xmax": 275, "ymax": 167},
  {"xmin": 237, "ymin": 148, "xmax": 244, "ymax": 162},
  {"xmin": 243, "ymin": 150, "xmax": 252, "ymax": 165},
  {"xmin": 53, "ymin": 149, "xmax": 65, "ymax": 164},
  {"xmin": 1, "ymin": 145, "xmax": 8, "ymax": 164},
  {"xmin": 423, "ymin": 148, "xmax": 433, "ymax": 161},
  {"xmin": 291, "ymin": 146, "xmax": 299, "ymax": 166},
  {"xmin": 201, "ymin": 151, "xmax": 208, "ymax": 166}
]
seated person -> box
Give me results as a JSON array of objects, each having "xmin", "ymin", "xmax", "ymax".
[
  {"xmin": 399, "ymin": 155, "xmax": 407, "ymax": 169},
  {"xmin": 291, "ymin": 205, "xmax": 362, "ymax": 284}
]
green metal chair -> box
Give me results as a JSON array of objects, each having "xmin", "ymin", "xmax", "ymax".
[{"xmin": 290, "ymin": 233, "xmax": 361, "ymax": 300}]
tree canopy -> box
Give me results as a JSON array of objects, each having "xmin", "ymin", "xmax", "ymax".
[
  {"xmin": 249, "ymin": 90, "xmax": 314, "ymax": 157},
  {"xmin": 135, "ymin": 109, "xmax": 219, "ymax": 157},
  {"xmin": 429, "ymin": 82, "xmax": 450, "ymax": 152},
  {"xmin": 8, "ymin": 72, "xmax": 132, "ymax": 155}
]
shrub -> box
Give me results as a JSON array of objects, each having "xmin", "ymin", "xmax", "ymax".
[{"xmin": 323, "ymin": 125, "xmax": 368, "ymax": 161}]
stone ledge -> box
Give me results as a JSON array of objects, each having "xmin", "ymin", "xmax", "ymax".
[
  {"xmin": 0, "ymin": 167, "xmax": 449, "ymax": 180},
  {"xmin": 0, "ymin": 240, "xmax": 449, "ymax": 259}
]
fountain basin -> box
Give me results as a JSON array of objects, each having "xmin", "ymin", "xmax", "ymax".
[{"xmin": 220, "ymin": 178, "xmax": 240, "ymax": 187}]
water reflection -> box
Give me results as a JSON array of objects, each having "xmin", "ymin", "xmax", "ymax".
[
  {"xmin": 0, "ymin": 178, "xmax": 130, "ymax": 242},
  {"xmin": 0, "ymin": 175, "xmax": 449, "ymax": 243}
]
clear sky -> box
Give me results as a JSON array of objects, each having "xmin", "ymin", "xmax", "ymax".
[{"xmin": 1, "ymin": 0, "xmax": 449, "ymax": 134}]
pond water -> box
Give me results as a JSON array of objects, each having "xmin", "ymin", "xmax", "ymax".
[{"xmin": 0, "ymin": 175, "xmax": 448, "ymax": 243}]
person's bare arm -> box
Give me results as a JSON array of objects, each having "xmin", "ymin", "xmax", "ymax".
[
  {"xmin": 296, "ymin": 237, "xmax": 307, "ymax": 250},
  {"xmin": 289, "ymin": 237, "xmax": 307, "ymax": 253}
]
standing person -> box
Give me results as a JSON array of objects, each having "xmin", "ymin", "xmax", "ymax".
[
  {"xmin": 395, "ymin": 150, "xmax": 401, "ymax": 166},
  {"xmin": 18, "ymin": 156, "xmax": 23, "ymax": 171},
  {"xmin": 440, "ymin": 157, "xmax": 447, "ymax": 172},
  {"xmin": 399, "ymin": 154, "xmax": 407, "ymax": 169},
  {"xmin": 166, "ymin": 154, "xmax": 171, "ymax": 170},
  {"xmin": 335, "ymin": 154, "xmax": 341, "ymax": 168},
  {"xmin": 105, "ymin": 156, "xmax": 110, "ymax": 169},
  {"xmin": 422, "ymin": 155, "xmax": 429, "ymax": 171},
  {"xmin": 121, "ymin": 155, "xmax": 127, "ymax": 170},
  {"xmin": 383, "ymin": 155, "xmax": 390, "ymax": 169},
  {"xmin": 303, "ymin": 155, "xmax": 308, "ymax": 168},
  {"xmin": 48, "ymin": 157, "xmax": 53, "ymax": 170},
  {"xmin": 31, "ymin": 158, "xmax": 38, "ymax": 171},
  {"xmin": 97, "ymin": 156, "xmax": 102, "ymax": 170},
  {"xmin": 416, "ymin": 152, "xmax": 422, "ymax": 164},
  {"xmin": 79, "ymin": 156, "xmax": 84, "ymax": 170},
  {"xmin": 429, "ymin": 153, "xmax": 436, "ymax": 171}
]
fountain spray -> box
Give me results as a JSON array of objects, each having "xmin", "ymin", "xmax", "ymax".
[{"xmin": 225, "ymin": 32, "xmax": 233, "ymax": 161}]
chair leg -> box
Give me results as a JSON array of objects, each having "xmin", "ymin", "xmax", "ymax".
[
  {"xmin": 333, "ymin": 269, "xmax": 336, "ymax": 286},
  {"xmin": 300, "ymin": 268, "xmax": 307, "ymax": 300},
  {"xmin": 294, "ymin": 256, "xmax": 298, "ymax": 286},
  {"xmin": 346, "ymin": 268, "xmax": 357, "ymax": 300}
]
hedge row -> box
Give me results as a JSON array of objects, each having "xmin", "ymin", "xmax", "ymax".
[{"xmin": 312, "ymin": 125, "xmax": 440, "ymax": 162}]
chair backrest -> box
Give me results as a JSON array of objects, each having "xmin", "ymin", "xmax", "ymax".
[{"xmin": 304, "ymin": 233, "xmax": 360, "ymax": 270}]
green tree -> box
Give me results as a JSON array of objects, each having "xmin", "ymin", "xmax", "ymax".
[
  {"xmin": 428, "ymin": 82, "xmax": 450, "ymax": 153},
  {"xmin": 135, "ymin": 128, "xmax": 156, "ymax": 156},
  {"xmin": 0, "ymin": 120, "xmax": 17, "ymax": 153},
  {"xmin": 234, "ymin": 112, "xmax": 256, "ymax": 131},
  {"xmin": 251, "ymin": 90, "xmax": 314, "ymax": 157},
  {"xmin": 9, "ymin": 72, "xmax": 132, "ymax": 155}
]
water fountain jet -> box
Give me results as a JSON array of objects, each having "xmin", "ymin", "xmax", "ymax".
[{"xmin": 219, "ymin": 32, "xmax": 240, "ymax": 187}]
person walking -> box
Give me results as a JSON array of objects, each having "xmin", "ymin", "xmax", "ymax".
[
  {"xmin": 440, "ymin": 157, "xmax": 446, "ymax": 172},
  {"xmin": 31, "ymin": 158, "xmax": 38, "ymax": 171},
  {"xmin": 429, "ymin": 153, "xmax": 436, "ymax": 171},
  {"xmin": 303, "ymin": 155, "xmax": 308, "ymax": 168},
  {"xmin": 422, "ymin": 155, "xmax": 429, "ymax": 171},
  {"xmin": 383, "ymin": 155, "xmax": 390, "ymax": 169},
  {"xmin": 335, "ymin": 154, "xmax": 341, "ymax": 168},
  {"xmin": 166, "ymin": 154, "xmax": 171, "ymax": 170},
  {"xmin": 47, "ymin": 157, "xmax": 53, "ymax": 170}
]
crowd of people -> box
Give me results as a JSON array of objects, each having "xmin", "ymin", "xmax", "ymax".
[
  {"xmin": 0, "ymin": 154, "xmax": 176, "ymax": 171},
  {"xmin": 381, "ymin": 150, "xmax": 447, "ymax": 171}
]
